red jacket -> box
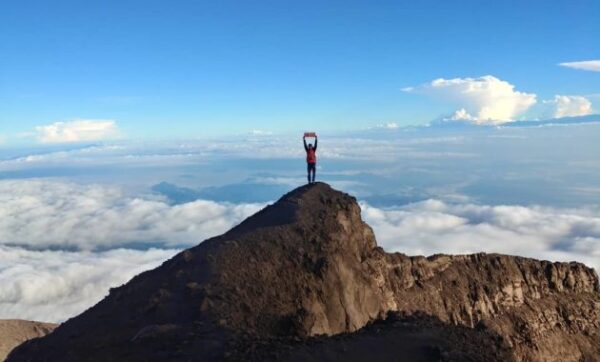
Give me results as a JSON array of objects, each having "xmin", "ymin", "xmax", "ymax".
[
  {"xmin": 306, "ymin": 148, "xmax": 316, "ymax": 164},
  {"xmin": 304, "ymin": 138, "xmax": 317, "ymax": 164}
]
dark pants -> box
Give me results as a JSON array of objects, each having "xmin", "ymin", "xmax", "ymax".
[{"xmin": 307, "ymin": 163, "xmax": 316, "ymax": 183}]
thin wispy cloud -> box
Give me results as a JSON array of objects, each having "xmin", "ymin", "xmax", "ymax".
[
  {"xmin": 251, "ymin": 129, "xmax": 273, "ymax": 136},
  {"xmin": 371, "ymin": 122, "xmax": 400, "ymax": 129},
  {"xmin": 559, "ymin": 60, "xmax": 600, "ymax": 72},
  {"xmin": 36, "ymin": 120, "xmax": 120, "ymax": 144},
  {"xmin": 0, "ymin": 135, "xmax": 476, "ymax": 173}
]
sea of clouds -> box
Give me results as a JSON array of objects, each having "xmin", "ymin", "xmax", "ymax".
[
  {"xmin": 0, "ymin": 179, "xmax": 263, "ymax": 250},
  {"xmin": 0, "ymin": 180, "xmax": 264, "ymax": 321},
  {"xmin": 362, "ymin": 200, "xmax": 600, "ymax": 272},
  {"xmin": 0, "ymin": 246, "xmax": 177, "ymax": 322},
  {"xmin": 0, "ymin": 178, "xmax": 598, "ymax": 322}
]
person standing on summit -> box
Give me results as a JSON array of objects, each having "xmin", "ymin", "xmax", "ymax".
[{"xmin": 303, "ymin": 133, "xmax": 318, "ymax": 184}]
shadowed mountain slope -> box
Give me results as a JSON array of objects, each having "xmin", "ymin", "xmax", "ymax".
[{"xmin": 9, "ymin": 183, "xmax": 600, "ymax": 361}]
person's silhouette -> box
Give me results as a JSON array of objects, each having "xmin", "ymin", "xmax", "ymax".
[{"xmin": 303, "ymin": 134, "xmax": 318, "ymax": 184}]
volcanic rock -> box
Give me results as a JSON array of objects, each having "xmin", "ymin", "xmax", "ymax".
[{"xmin": 8, "ymin": 183, "xmax": 600, "ymax": 361}]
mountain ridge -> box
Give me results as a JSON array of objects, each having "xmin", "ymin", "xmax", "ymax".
[{"xmin": 8, "ymin": 183, "xmax": 600, "ymax": 361}]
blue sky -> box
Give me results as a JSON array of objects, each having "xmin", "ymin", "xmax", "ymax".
[{"xmin": 2, "ymin": 0, "xmax": 599, "ymax": 141}]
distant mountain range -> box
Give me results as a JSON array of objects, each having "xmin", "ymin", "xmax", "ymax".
[{"xmin": 152, "ymin": 180, "xmax": 290, "ymax": 204}]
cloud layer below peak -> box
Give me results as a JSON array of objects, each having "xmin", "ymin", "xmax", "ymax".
[
  {"xmin": 0, "ymin": 245, "xmax": 178, "ymax": 322},
  {"xmin": 1, "ymin": 179, "xmax": 599, "ymax": 323},
  {"xmin": 0, "ymin": 179, "xmax": 265, "ymax": 322},
  {"xmin": 362, "ymin": 200, "xmax": 600, "ymax": 273},
  {"xmin": 0, "ymin": 179, "xmax": 264, "ymax": 250}
]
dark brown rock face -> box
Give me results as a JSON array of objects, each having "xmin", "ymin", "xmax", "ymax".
[{"xmin": 8, "ymin": 183, "xmax": 600, "ymax": 361}]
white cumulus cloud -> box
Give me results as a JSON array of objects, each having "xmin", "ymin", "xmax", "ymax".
[
  {"xmin": 0, "ymin": 179, "xmax": 264, "ymax": 250},
  {"xmin": 545, "ymin": 95, "xmax": 593, "ymax": 118},
  {"xmin": 405, "ymin": 75, "xmax": 537, "ymax": 124},
  {"xmin": 361, "ymin": 200, "xmax": 600, "ymax": 273},
  {"xmin": 449, "ymin": 108, "xmax": 476, "ymax": 121},
  {"xmin": 559, "ymin": 60, "xmax": 600, "ymax": 72},
  {"xmin": 36, "ymin": 120, "xmax": 120, "ymax": 143}
]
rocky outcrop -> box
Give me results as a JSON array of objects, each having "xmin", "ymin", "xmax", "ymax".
[
  {"xmin": 0, "ymin": 320, "xmax": 56, "ymax": 361},
  {"xmin": 379, "ymin": 253, "xmax": 599, "ymax": 361},
  {"xmin": 8, "ymin": 183, "xmax": 600, "ymax": 361}
]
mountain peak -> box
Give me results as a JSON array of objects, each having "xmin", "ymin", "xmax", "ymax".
[
  {"xmin": 9, "ymin": 184, "xmax": 600, "ymax": 361},
  {"xmin": 225, "ymin": 182, "xmax": 362, "ymax": 239}
]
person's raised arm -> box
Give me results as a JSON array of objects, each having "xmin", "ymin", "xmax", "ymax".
[
  {"xmin": 314, "ymin": 135, "xmax": 318, "ymax": 151},
  {"xmin": 303, "ymin": 136, "xmax": 308, "ymax": 151}
]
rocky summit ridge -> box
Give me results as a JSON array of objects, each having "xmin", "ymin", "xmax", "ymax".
[{"xmin": 8, "ymin": 183, "xmax": 600, "ymax": 361}]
